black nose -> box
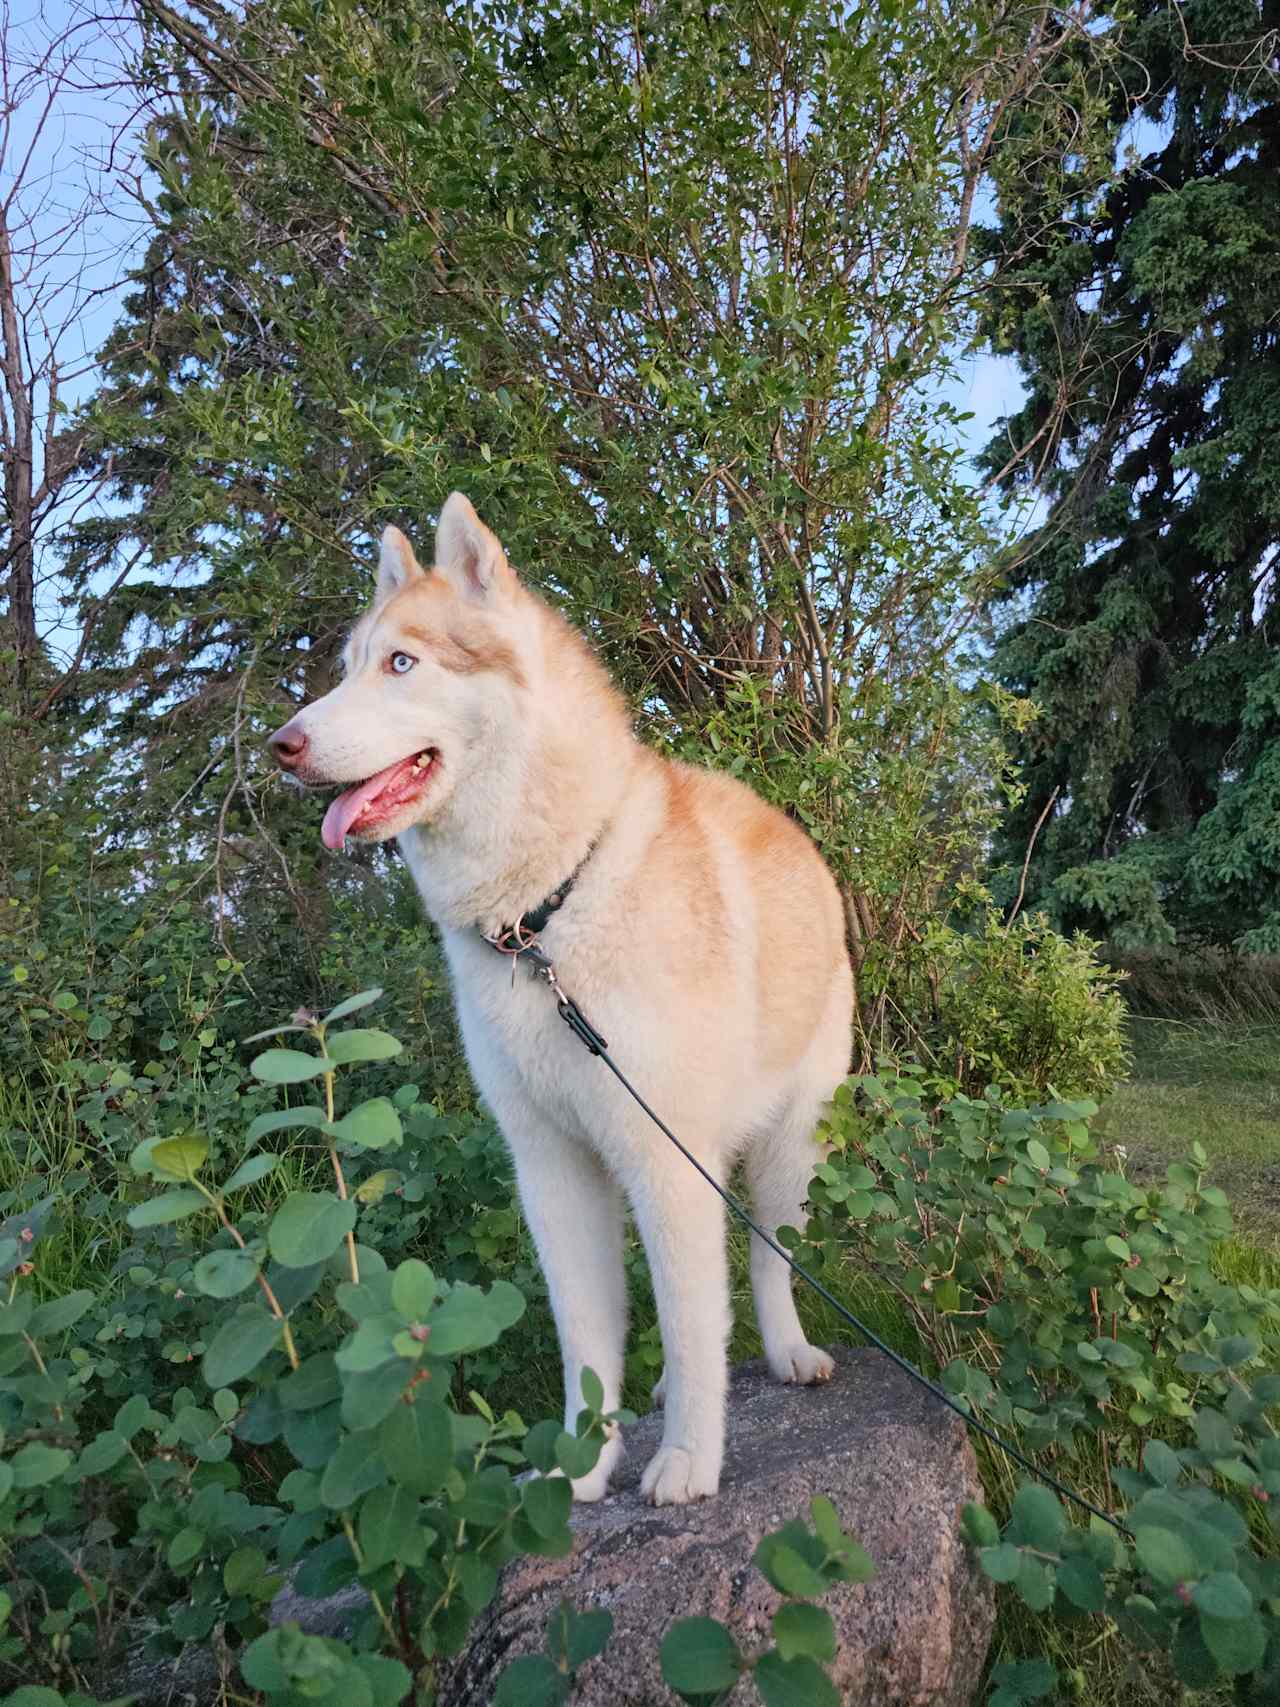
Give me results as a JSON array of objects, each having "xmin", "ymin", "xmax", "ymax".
[{"xmin": 270, "ymin": 720, "xmax": 308, "ymax": 770}]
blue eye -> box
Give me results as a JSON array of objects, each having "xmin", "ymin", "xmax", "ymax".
[{"xmin": 389, "ymin": 652, "xmax": 417, "ymax": 675}]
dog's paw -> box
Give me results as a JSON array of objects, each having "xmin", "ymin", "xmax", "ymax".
[
  {"xmin": 766, "ymin": 1342, "xmax": 835, "ymax": 1385},
  {"xmin": 566, "ymin": 1430, "xmax": 623, "ymax": 1503},
  {"xmin": 650, "ymin": 1368, "xmax": 666, "ymax": 1408},
  {"xmin": 640, "ymin": 1445, "xmax": 719, "ymax": 1506}
]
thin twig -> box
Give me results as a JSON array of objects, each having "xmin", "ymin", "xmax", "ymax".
[{"xmin": 1009, "ymin": 786, "xmax": 1060, "ymax": 923}]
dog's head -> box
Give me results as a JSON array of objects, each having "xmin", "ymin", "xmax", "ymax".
[{"xmin": 269, "ymin": 494, "xmax": 528, "ymax": 849}]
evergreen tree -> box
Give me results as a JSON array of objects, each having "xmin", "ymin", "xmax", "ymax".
[{"xmin": 983, "ymin": 0, "xmax": 1280, "ymax": 949}]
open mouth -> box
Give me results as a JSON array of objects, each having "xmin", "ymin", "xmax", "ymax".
[{"xmin": 320, "ymin": 749, "xmax": 439, "ymax": 851}]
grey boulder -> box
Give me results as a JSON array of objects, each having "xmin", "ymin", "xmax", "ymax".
[{"xmin": 440, "ymin": 1346, "xmax": 993, "ymax": 1705}]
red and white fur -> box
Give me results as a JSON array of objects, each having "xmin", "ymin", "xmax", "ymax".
[{"xmin": 270, "ymin": 495, "xmax": 853, "ymax": 1505}]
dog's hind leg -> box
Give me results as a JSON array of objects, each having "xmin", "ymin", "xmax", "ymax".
[
  {"xmin": 509, "ymin": 1120, "xmax": 627, "ymax": 1501},
  {"xmin": 745, "ymin": 1090, "xmax": 836, "ymax": 1387}
]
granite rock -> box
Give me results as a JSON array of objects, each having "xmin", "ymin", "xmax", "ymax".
[{"xmin": 440, "ymin": 1346, "xmax": 993, "ymax": 1705}]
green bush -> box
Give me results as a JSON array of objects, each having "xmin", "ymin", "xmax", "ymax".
[
  {"xmin": 0, "ymin": 993, "xmax": 866, "ymax": 1705},
  {"xmin": 796, "ymin": 1066, "xmax": 1280, "ymax": 1699},
  {"xmin": 890, "ymin": 911, "xmax": 1130, "ymax": 1103}
]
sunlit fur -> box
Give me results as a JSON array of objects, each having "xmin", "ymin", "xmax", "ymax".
[{"xmin": 280, "ymin": 494, "xmax": 854, "ymax": 1504}]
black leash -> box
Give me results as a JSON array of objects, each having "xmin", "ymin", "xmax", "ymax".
[{"xmin": 482, "ymin": 914, "xmax": 1132, "ymax": 1538}]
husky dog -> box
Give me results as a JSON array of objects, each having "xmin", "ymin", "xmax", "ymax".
[{"xmin": 269, "ymin": 495, "xmax": 853, "ymax": 1505}]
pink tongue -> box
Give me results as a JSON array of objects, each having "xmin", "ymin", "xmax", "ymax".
[{"xmin": 321, "ymin": 756, "xmax": 417, "ymax": 852}]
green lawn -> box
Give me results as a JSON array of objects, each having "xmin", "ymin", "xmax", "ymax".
[{"xmin": 1095, "ymin": 1019, "xmax": 1280, "ymax": 1247}]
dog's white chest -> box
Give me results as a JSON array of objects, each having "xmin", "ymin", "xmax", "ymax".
[{"xmin": 441, "ymin": 929, "xmax": 607, "ymax": 1142}]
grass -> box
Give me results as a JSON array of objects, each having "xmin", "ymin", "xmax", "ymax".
[{"xmin": 1095, "ymin": 1018, "xmax": 1280, "ymax": 1246}]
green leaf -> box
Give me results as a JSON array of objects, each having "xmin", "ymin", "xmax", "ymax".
[
  {"xmin": 522, "ymin": 1420, "xmax": 561, "ymax": 1474},
  {"xmin": 553, "ymin": 1430, "xmax": 600, "ymax": 1480},
  {"xmin": 755, "ymin": 1650, "xmax": 839, "ymax": 1707},
  {"xmin": 1026, "ymin": 1139, "xmax": 1050, "ymax": 1170},
  {"xmin": 115, "ymin": 1393, "xmax": 150, "ymax": 1439},
  {"xmin": 1056, "ymin": 1554, "xmax": 1105, "ymax": 1613},
  {"xmin": 1217, "ymin": 1335, "xmax": 1257, "ymax": 1368},
  {"xmin": 12, "ymin": 1443, "xmax": 72, "ymax": 1487},
  {"xmin": 225, "ymin": 1544, "xmax": 269, "ymax": 1595},
  {"xmin": 76, "ymin": 1431, "xmax": 128, "ymax": 1477},
  {"xmin": 193, "ymin": 1248, "xmax": 259, "ymax": 1299},
  {"xmin": 251, "ymin": 1048, "xmax": 335, "ymax": 1084},
  {"xmin": 324, "ymin": 989, "xmax": 384, "ymax": 1023},
  {"xmin": 28, "ymin": 1289, "xmax": 95, "ymax": 1338},
  {"xmin": 151, "ymin": 1136, "xmax": 209, "ymax": 1178},
  {"xmin": 1192, "ymin": 1572, "xmax": 1253, "ymax": 1621},
  {"xmin": 522, "ymin": 1475, "xmax": 572, "ymax": 1539},
  {"xmin": 279, "ymin": 1354, "xmax": 342, "ymax": 1412},
  {"xmin": 213, "ymin": 1387, "xmax": 239, "ymax": 1423},
  {"xmin": 328, "ymin": 1097, "xmax": 402, "ymax": 1150},
  {"xmin": 379, "ymin": 1397, "xmax": 453, "ymax": 1495},
  {"xmin": 767, "ymin": 1542, "xmax": 830, "ymax": 1598},
  {"xmin": 493, "ymin": 1654, "xmax": 568, "ymax": 1707},
  {"xmin": 452, "ymin": 1465, "xmax": 515, "ymax": 1528},
  {"xmin": 127, "ymin": 1189, "xmax": 208, "ymax": 1228},
  {"xmin": 202, "ymin": 1308, "xmax": 281, "ymax": 1388},
  {"xmin": 320, "ymin": 1433, "xmax": 387, "ymax": 1508},
  {"xmin": 1134, "ymin": 1525, "xmax": 1197, "ymax": 1588},
  {"xmin": 167, "ymin": 1525, "xmax": 206, "ymax": 1571},
  {"xmin": 809, "ymin": 1495, "xmax": 848, "ymax": 1553},
  {"xmin": 454, "ymin": 1550, "xmax": 499, "ymax": 1610},
  {"xmin": 246, "ymin": 1105, "xmax": 325, "ymax": 1143},
  {"xmin": 772, "ymin": 1602, "xmax": 836, "ymax": 1663},
  {"xmin": 353, "ymin": 1654, "xmax": 413, "ymax": 1707},
  {"xmin": 579, "ymin": 1367, "xmax": 604, "ymax": 1412},
  {"xmin": 391, "ymin": 1258, "xmax": 437, "ymax": 1321},
  {"xmin": 1198, "ymin": 1610, "xmax": 1267, "ymax": 1674},
  {"xmin": 546, "ymin": 1601, "xmax": 613, "ymax": 1668},
  {"xmin": 358, "ymin": 1483, "xmax": 430, "ymax": 1571},
  {"xmin": 659, "ymin": 1617, "xmax": 742, "ymax": 1695},
  {"xmin": 336, "ymin": 1314, "xmax": 404, "ymax": 1373},
  {"xmin": 1142, "ymin": 1441, "xmax": 1183, "ymax": 1486},
  {"xmin": 990, "ymin": 1657, "xmax": 1057, "ymax": 1699},
  {"xmin": 427, "ymin": 1280, "xmax": 524, "ymax": 1357},
  {"xmin": 961, "ymin": 1503, "xmax": 1000, "ymax": 1548},
  {"xmin": 1010, "ymin": 1484, "xmax": 1064, "ymax": 1550},
  {"xmin": 979, "ymin": 1543, "xmax": 1024, "ymax": 1584},
  {"xmin": 268, "ymin": 1192, "xmax": 357, "ymax": 1267},
  {"xmin": 224, "ymin": 1154, "xmax": 279, "ymax": 1192},
  {"xmin": 324, "ymin": 1029, "xmax": 403, "ymax": 1065}
]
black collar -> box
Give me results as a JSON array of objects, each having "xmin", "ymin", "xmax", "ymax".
[{"xmin": 488, "ymin": 834, "xmax": 602, "ymax": 949}]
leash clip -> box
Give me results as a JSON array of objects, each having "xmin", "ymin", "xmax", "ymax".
[{"xmin": 482, "ymin": 924, "xmax": 608, "ymax": 1055}]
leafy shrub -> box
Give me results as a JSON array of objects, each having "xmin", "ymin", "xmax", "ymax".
[
  {"xmin": 796, "ymin": 1066, "xmax": 1280, "ymax": 1698},
  {"xmin": 896, "ymin": 911, "xmax": 1130, "ymax": 1102},
  {"xmin": 0, "ymin": 992, "xmax": 874, "ymax": 1705}
]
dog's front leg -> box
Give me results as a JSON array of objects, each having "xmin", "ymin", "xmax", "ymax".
[
  {"xmin": 629, "ymin": 1156, "xmax": 730, "ymax": 1505},
  {"xmin": 508, "ymin": 1120, "xmax": 627, "ymax": 1501}
]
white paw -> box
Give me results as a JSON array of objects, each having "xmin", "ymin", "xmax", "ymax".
[
  {"xmin": 567, "ymin": 1430, "xmax": 623, "ymax": 1503},
  {"xmin": 650, "ymin": 1368, "xmax": 667, "ymax": 1407},
  {"xmin": 640, "ymin": 1444, "xmax": 720, "ymax": 1506},
  {"xmin": 767, "ymin": 1342, "xmax": 835, "ymax": 1385}
]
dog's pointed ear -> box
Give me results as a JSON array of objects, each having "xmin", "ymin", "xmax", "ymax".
[
  {"xmin": 433, "ymin": 492, "xmax": 510, "ymax": 601},
  {"xmin": 376, "ymin": 526, "xmax": 424, "ymax": 603}
]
